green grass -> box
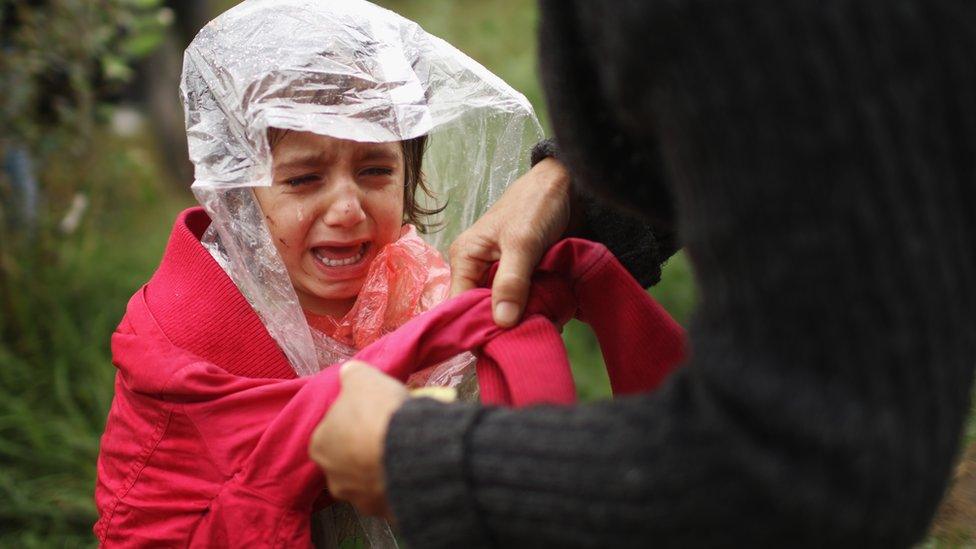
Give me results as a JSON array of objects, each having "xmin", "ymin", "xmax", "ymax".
[{"xmin": 0, "ymin": 129, "xmax": 191, "ymax": 546}]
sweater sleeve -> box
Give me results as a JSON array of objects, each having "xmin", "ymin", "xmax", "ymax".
[
  {"xmin": 572, "ymin": 193, "xmax": 678, "ymax": 288},
  {"xmin": 531, "ymin": 138, "xmax": 679, "ymax": 288},
  {"xmin": 384, "ymin": 0, "xmax": 976, "ymax": 547}
]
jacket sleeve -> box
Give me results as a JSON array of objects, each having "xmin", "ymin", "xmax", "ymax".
[
  {"xmin": 168, "ymin": 365, "xmax": 341, "ymax": 547},
  {"xmin": 99, "ymin": 329, "xmax": 342, "ymax": 548}
]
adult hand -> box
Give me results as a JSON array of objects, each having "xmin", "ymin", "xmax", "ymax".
[
  {"xmin": 449, "ymin": 157, "xmax": 573, "ymax": 327},
  {"xmin": 310, "ymin": 361, "xmax": 408, "ymax": 519}
]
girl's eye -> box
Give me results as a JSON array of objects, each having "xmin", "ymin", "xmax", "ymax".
[
  {"xmin": 283, "ymin": 174, "xmax": 319, "ymax": 187},
  {"xmin": 360, "ymin": 167, "xmax": 394, "ymax": 177}
]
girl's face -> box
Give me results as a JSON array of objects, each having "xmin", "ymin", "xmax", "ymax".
[{"xmin": 254, "ymin": 131, "xmax": 405, "ymax": 317}]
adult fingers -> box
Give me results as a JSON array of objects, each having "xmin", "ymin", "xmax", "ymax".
[
  {"xmin": 448, "ymin": 235, "xmax": 498, "ymax": 297},
  {"xmin": 339, "ymin": 360, "xmax": 405, "ymax": 396},
  {"xmin": 338, "ymin": 360, "xmax": 375, "ymax": 388},
  {"xmin": 338, "ymin": 361, "xmax": 408, "ymax": 405},
  {"xmin": 325, "ymin": 482, "xmax": 387, "ymax": 517},
  {"xmin": 449, "ymin": 253, "xmax": 486, "ymax": 297},
  {"xmin": 490, "ymin": 240, "xmax": 541, "ymax": 327}
]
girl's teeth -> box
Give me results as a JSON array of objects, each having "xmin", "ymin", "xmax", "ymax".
[{"xmin": 315, "ymin": 244, "xmax": 366, "ymax": 267}]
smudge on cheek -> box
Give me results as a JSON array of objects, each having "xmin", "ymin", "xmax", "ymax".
[
  {"xmin": 265, "ymin": 215, "xmax": 276, "ymax": 226},
  {"xmin": 278, "ymin": 237, "xmax": 290, "ymax": 249}
]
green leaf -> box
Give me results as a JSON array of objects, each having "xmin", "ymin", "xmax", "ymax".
[
  {"xmin": 101, "ymin": 55, "xmax": 133, "ymax": 83},
  {"xmin": 117, "ymin": 0, "xmax": 164, "ymax": 9},
  {"xmin": 120, "ymin": 29, "xmax": 165, "ymax": 58}
]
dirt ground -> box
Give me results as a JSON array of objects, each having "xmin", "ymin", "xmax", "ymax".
[{"xmin": 930, "ymin": 441, "xmax": 976, "ymax": 544}]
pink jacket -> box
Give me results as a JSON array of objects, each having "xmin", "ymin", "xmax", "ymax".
[{"xmin": 94, "ymin": 207, "xmax": 686, "ymax": 547}]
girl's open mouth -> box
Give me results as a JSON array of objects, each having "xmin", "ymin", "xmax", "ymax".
[{"xmin": 312, "ymin": 242, "xmax": 370, "ymax": 267}]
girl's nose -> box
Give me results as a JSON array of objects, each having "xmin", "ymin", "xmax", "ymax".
[{"xmin": 322, "ymin": 184, "xmax": 367, "ymax": 228}]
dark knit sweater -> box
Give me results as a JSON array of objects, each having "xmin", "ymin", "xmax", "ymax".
[
  {"xmin": 533, "ymin": 137, "xmax": 680, "ymax": 288},
  {"xmin": 384, "ymin": 1, "xmax": 976, "ymax": 547}
]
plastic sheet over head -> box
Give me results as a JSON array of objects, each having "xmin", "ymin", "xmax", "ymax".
[
  {"xmin": 183, "ymin": 0, "xmax": 540, "ymax": 247},
  {"xmin": 181, "ymin": 0, "xmax": 542, "ymax": 376}
]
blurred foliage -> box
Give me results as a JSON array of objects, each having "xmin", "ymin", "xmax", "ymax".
[
  {"xmin": 0, "ymin": 0, "xmax": 174, "ymax": 260},
  {"xmin": 0, "ymin": 126, "xmax": 189, "ymax": 545},
  {"xmin": 0, "ymin": 0, "xmax": 172, "ymax": 144},
  {"xmin": 0, "ymin": 0, "xmax": 181, "ymax": 545},
  {"xmin": 0, "ymin": 0, "xmax": 177, "ymax": 377},
  {"xmin": 0, "ymin": 0, "xmax": 175, "ymax": 311}
]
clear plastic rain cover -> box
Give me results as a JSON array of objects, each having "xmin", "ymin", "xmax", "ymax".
[{"xmin": 180, "ymin": 0, "xmax": 541, "ymax": 546}]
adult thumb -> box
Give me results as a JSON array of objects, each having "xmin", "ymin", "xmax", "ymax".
[
  {"xmin": 491, "ymin": 248, "xmax": 538, "ymax": 327},
  {"xmin": 339, "ymin": 360, "xmax": 372, "ymax": 387}
]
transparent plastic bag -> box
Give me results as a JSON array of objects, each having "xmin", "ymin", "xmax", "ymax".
[
  {"xmin": 316, "ymin": 225, "xmax": 450, "ymax": 349},
  {"xmin": 303, "ymin": 224, "xmax": 479, "ymax": 400},
  {"xmin": 184, "ymin": 0, "xmax": 542, "ymax": 377}
]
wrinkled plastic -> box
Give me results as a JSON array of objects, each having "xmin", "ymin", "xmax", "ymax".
[
  {"xmin": 183, "ymin": 0, "xmax": 542, "ymax": 379},
  {"xmin": 309, "ymin": 225, "xmax": 450, "ymax": 349},
  {"xmin": 304, "ymin": 224, "xmax": 479, "ymax": 397}
]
